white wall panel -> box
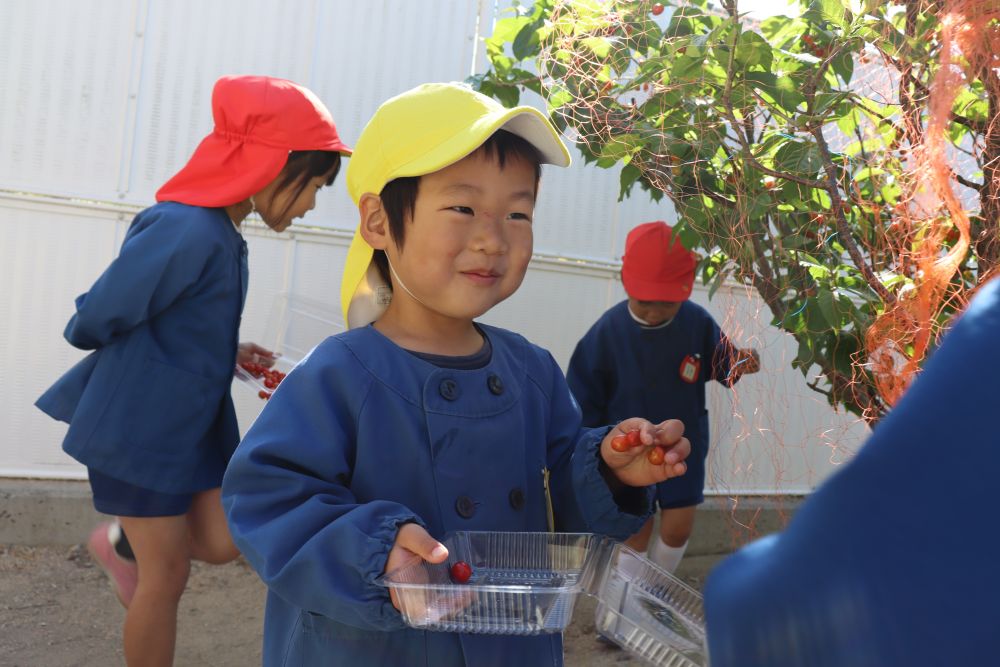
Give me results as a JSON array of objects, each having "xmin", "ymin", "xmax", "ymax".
[
  {"xmin": 0, "ymin": 199, "xmax": 127, "ymax": 476},
  {"xmin": 0, "ymin": 1, "xmax": 139, "ymax": 200},
  {"xmin": 123, "ymin": 0, "xmax": 321, "ymax": 204},
  {"xmin": 306, "ymin": 0, "xmax": 485, "ymax": 232}
]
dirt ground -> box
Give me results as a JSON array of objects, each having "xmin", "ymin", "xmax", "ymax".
[{"xmin": 0, "ymin": 543, "xmax": 713, "ymax": 667}]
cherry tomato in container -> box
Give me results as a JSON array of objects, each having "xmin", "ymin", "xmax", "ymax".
[{"xmin": 450, "ymin": 561, "xmax": 473, "ymax": 584}]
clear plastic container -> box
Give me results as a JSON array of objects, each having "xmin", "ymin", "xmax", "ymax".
[
  {"xmin": 234, "ymin": 292, "xmax": 344, "ymax": 398},
  {"xmin": 593, "ymin": 542, "xmax": 706, "ymax": 666},
  {"xmin": 377, "ymin": 531, "xmax": 707, "ymax": 665},
  {"xmin": 233, "ymin": 355, "xmax": 296, "ymax": 399},
  {"xmin": 376, "ymin": 532, "xmax": 602, "ymax": 635}
]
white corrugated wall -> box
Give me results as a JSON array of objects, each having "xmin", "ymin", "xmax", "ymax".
[{"xmin": 0, "ymin": 0, "xmax": 868, "ymax": 492}]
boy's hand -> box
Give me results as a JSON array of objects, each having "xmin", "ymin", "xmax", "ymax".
[
  {"xmin": 600, "ymin": 418, "xmax": 690, "ymax": 487},
  {"xmin": 385, "ymin": 523, "xmax": 449, "ymax": 611},
  {"xmin": 732, "ymin": 348, "xmax": 761, "ymax": 378},
  {"xmin": 237, "ymin": 341, "xmax": 277, "ymax": 368}
]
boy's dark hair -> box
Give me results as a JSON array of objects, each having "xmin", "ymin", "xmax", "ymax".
[
  {"xmin": 372, "ymin": 130, "xmax": 542, "ymax": 286},
  {"xmin": 270, "ymin": 150, "xmax": 342, "ymax": 220}
]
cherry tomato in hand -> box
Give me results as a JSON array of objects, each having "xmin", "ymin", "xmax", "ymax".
[
  {"xmin": 626, "ymin": 430, "xmax": 641, "ymax": 447},
  {"xmin": 610, "ymin": 434, "xmax": 629, "ymax": 452},
  {"xmin": 450, "ymin": 561, "xmax": 473, "ymax": 584},
  {"xmin": 647, "ymin": 445, "xmax": 666, "ymax": 465}
]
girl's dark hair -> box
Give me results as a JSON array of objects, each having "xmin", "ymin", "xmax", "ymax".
[
  {"xmin": 372, "ymin": 130, "xmax": 542, "ymax": 286},
  {"xmin": 269, "ymin": 150, "xmax": 342, "ymax": 221}
]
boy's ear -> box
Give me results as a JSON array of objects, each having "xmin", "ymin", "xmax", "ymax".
[{"xmin": 358, "ymin": 193, "xmax": 390, "ymax": 250}]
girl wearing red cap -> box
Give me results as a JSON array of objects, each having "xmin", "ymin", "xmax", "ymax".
[
  {"xmin": 567, "ymin": 221, "xmax": 759, "ymax": 580},
  {"xmin": 35, "ymin": 74, "xmax": 350, "ymax": 666}
]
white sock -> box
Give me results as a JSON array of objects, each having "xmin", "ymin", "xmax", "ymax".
[{"xmin": 647, "ymin": 536, "xmax": 688, "ymax": 574}]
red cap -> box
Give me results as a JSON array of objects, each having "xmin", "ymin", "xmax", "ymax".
[
  {"xmin": 621, "ymin": 221, "xmax": 697, "ymax": 301},
  {"xmin": 156, "ymin": 75, "xmax": 351, "ymax": 207}
]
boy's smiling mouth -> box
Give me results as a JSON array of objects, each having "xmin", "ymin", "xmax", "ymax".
[{"xmin": 461, "ymin": 269, "xmax": 501, "ymax": 285}]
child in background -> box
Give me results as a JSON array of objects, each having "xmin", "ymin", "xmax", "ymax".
[
  {"xmin": 35, "ymin": 75, "xmax": 350, "ymax": 667},
  {"xmin": 221, "ymin": 82, "xmax": 692, "ymax": 667},
  {"xmin": 567, "ymin": 221, "xmax": 760, "ymax": 574},
  {"xmin": 704, "ymin": 278, "xmax": 1000, "ymax": 667}
]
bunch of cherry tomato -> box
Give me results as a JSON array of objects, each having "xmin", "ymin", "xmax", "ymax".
[
  {"xmin": 240, "ymin": 362, "xmax": 287, "ymax": 400},
  {"xmin": 610, "ymin": 429, "xmax": 667, "ymax": 465}
]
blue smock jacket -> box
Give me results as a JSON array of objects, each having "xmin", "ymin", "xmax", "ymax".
[
  {"xmin": 704, "ymin": 279, "xmax": 1000, "ymax": 666},
  {"xmin": 566, "ymin": 300, "xmax": 735, "ymax": 459},
  {"xmin": 222, "ymin": 324, "xmax": 654, "ymax": 666},
  {"xmin": 35, "ymin": 202, "xmax": 248, "ymax": 493}
]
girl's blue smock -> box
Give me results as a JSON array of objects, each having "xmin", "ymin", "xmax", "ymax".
[
  {"xmin": 222, "ymin": 324, "xmax": 654, "ymax": 666},
  {"xmin": 703, "ymin": 279, "xmax": 1000, "ymax": 666},
  {"xmin": 35, "ymin": 202, "xmax": 248, "ymax": 493}
]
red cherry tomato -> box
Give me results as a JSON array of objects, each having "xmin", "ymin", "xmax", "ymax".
[
  {"xmin": 626, "ymin": 430, "xmax": 641, "ymax": 447},
  {"xmin": 258, "ymin": 390, "xmax": 271, "ymax": 400},
  {"xmin": 450, "ymin": 561, "xmax": 473, "ymax": 584},
  {"xmin": 651, "ymin": 3, "xmax": 664, "ymax": 15},
  {"xmin": 610, "ymin": 434, "xmax": 629, "ymax": 452},
  {"xmin": 647, "ymin": 445, "xmax": 666, "ymax": 465}
]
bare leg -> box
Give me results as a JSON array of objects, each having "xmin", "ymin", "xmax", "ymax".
[
  {"xmin": 625, "ymin": 515, "xmax": 655, "ymax": 552},
  {"xmin": 658, "ymin": 506, "xmax": 696, "ymax": 547},
  {"xmin": 186, "ymin": 488, "xmax": 239, "ymax": 564},
  {"xmin": 118, "ymin": 516, "xmax": 191, "ymax": 667}
]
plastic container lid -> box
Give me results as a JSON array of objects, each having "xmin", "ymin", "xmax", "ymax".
[{"xmin": 377, "ymin": 531, "xmax": 707, "ymax": 664}]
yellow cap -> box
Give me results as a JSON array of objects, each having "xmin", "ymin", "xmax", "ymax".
[{"xmin": 340, "ymin": 82, "xmax": 572, "ymax": 328}]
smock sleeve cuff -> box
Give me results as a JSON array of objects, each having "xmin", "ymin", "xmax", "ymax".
[{"xmin": 572, "ymin": 427, "xmax": 654, "ymax": 540}]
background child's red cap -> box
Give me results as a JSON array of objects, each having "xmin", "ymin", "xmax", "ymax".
[
  {"xmin": 155, "ymin": 75, "xmax": 351, "ymax": 207},
  {"xmin": 621, "ymin": 221, "xmax": 697, "ymax": 302}
]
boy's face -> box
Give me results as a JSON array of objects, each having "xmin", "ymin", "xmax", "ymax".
[
  {"xmin": 385, "ymin": 149, "xmax": 536, "ymax": 322},
  {"xmin": 628, "ymin": 297, "xmax": 683, "ymax": 326}
]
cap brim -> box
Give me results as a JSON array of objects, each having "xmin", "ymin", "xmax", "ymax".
[
  {"xmin": 408, "ymin": 105, "xmax": 569, "ymax": 175},
  {"xmin": 621, "ymin": 274, "xmax": 694, "ymax": 302}
]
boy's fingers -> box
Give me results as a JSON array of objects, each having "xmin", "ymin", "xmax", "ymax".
[
  {"xmin": 653, "ymin": 419, "xmax": 685, "ymax": 443},
  {"xmin": 398, "ymin": 524, "xmax": 449, "ymax": 563}
]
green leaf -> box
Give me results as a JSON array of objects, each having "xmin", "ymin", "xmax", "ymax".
[
  {"xmin": 830, "ymin": 48, "xmax": 855, "ymax": 83},
  {"xmin": 512, "ymin": 23, "xmax": 541, "ymax": 60},
  {"xmin": 708, "ymin": 264, "xmax": 727, "ymax": 299},
  {"xmin": 806, "ymin": 0, "xmax": 847, "ymax": 28},
  {"xmin": 734, "ymin": 31, "xmax": 774, "ymax": 70},
  {"xmin": 580, "ymin": 36, "xmax": 613, "ymax": 59},
  {"xmin": 745, "ymin": 72, "xmax": 806, "ymax": 113},
  {"xmin": 774, "ymin": 140, "xmax": 824, "ymax": 176},
  {"xmin": 816, "ymin": 288, "xmax": 842, "ymax": 329},
  {"xmin": 618, "ymin": 163, "xmax": 641, "ymax": 202}
]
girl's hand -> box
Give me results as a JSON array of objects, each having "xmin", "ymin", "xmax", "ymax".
[
  {"xmin": 237, "ymin": 341, "xmax": 277, "ymax": 368},
  {"xmin": 600, "ymin": 418, "xmax": 690, "ymax": 487},
  {"xmin": 385, "ymin": 523, "xmax": 449, "ymax": 611}
]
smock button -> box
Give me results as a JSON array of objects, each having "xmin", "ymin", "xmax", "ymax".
[
  {"xmin": 487, "ymin": 373, "xmax": 504, "ymax": 395},
  {"xmin": 508, "ymin": 487, "xmax": 525, "ymax": 510},
  {"xmin": 439, "ymin": 379, "xmax": 459, "ymax": 401},
  {"xmin": 455, "ymin": 496, "xmax": 476, "ymax": 519}
]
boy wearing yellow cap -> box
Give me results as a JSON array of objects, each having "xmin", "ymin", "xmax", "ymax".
[
  {"xmin": 567, "ymin": 221, "xmax": 760, "ymax": 579},
  {"xmin": 222, "ymin": 83, "xmax": 693, "ymax": 666}
]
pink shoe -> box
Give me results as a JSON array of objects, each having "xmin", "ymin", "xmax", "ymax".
[{"xmin": 87, "ymin": 522, "xmax": 138, "ymax": 608}]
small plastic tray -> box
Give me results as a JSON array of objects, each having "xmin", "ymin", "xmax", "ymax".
[
  {"xmin": 233, "ymin": 292, "xmax": 344, "ymax": 399},
  {"xmin": 377, "ymin": 531, "xmax": 707, "ymax": 664},
  {"xmin": 377, "ymin": 532, "xmax": 601, "ymax": 635},
  {"xmin": 593, "ymin": 542, "xmax": 706, "ymax": 666},
  {"xmin": 234, "ymin": 356, "xmax": 296, "ymax": 399}
]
